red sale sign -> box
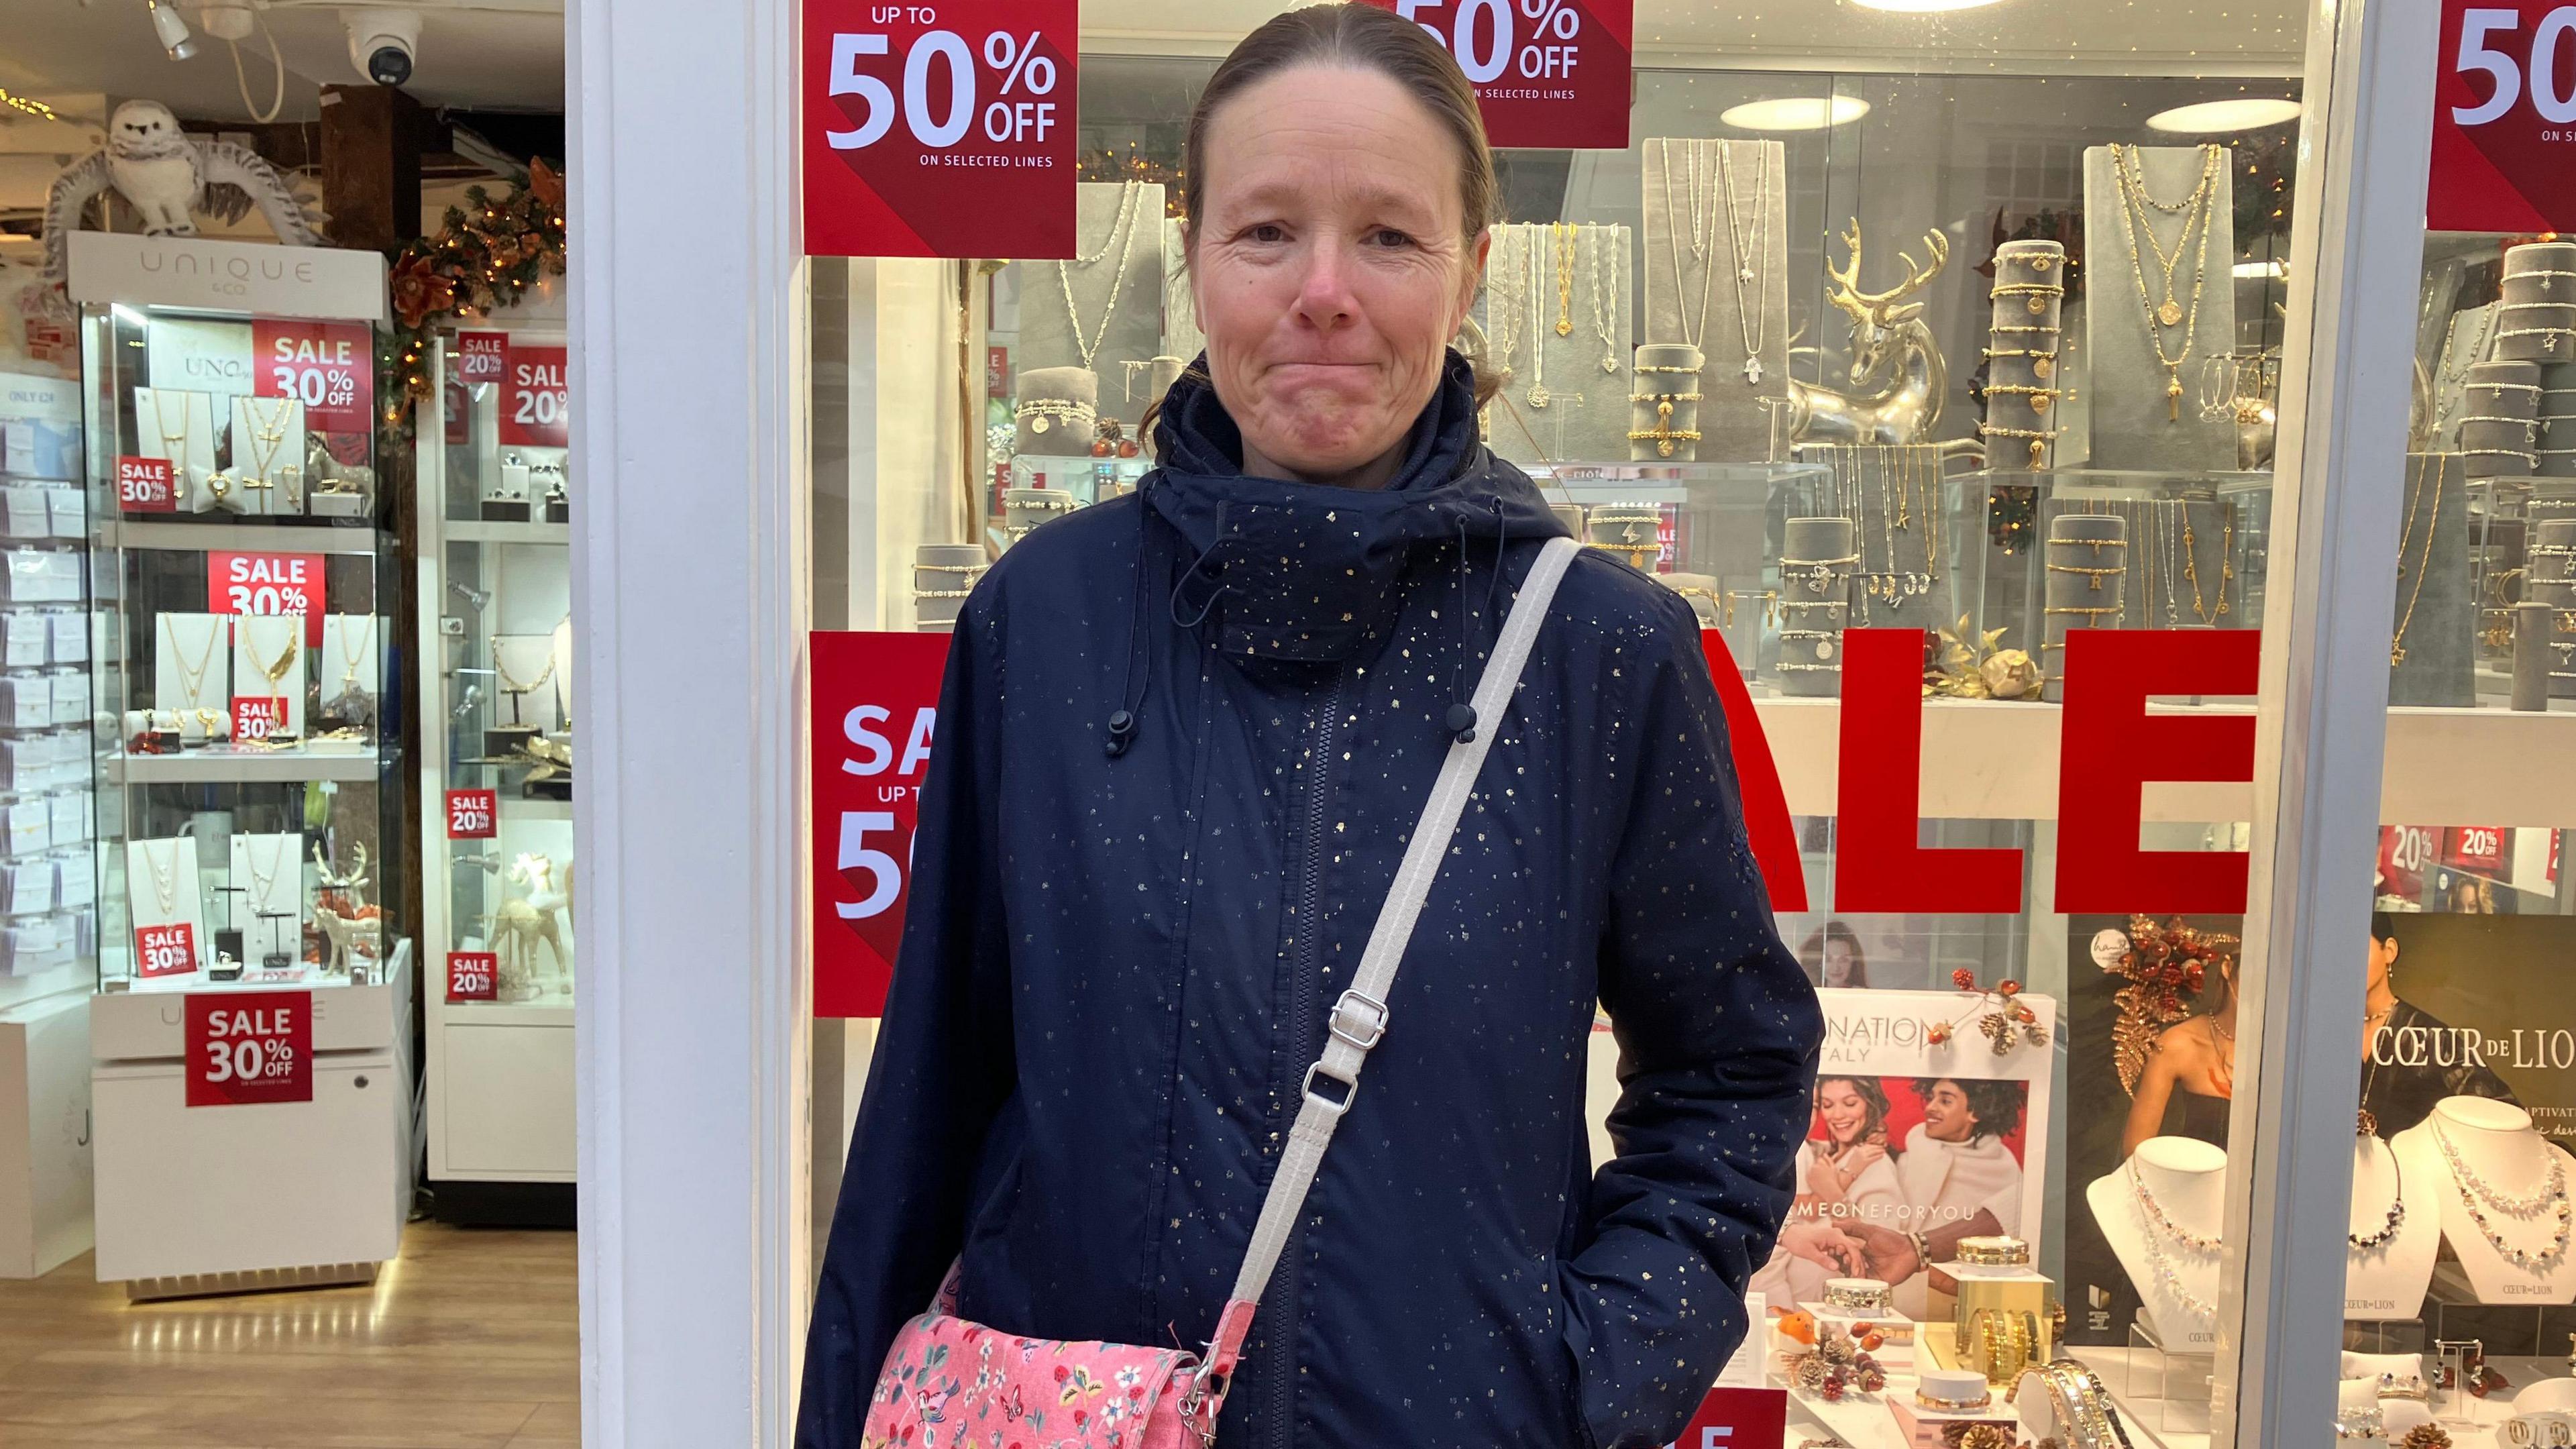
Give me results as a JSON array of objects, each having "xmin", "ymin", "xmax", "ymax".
[
  {"xmin": 2444, "ymin": 824, "xmax": 2512, "ymax": 873},
  {"xmin": 252, "ymin": 319, "xmax": 372, "ymax": 433},
  {"xmin": 455, "ymin": 329, "xmax": 508, "ymax": 384},
  {"xmin": 231, "ymin": 696, "xmax": 283, "ymax": 742},
  {"xmin": 2430, "ymin": 1, "xmax": 2576, "ymax": 230},
  {"xmin": 1366, "ymin": 0, "xmax": 1633, "ymax": 149},
  {"xmin": 116, "ymin": 455, "xmax": 176, "ymax": 513},
  {"xmin": 184, "ymin": 990, "xmax": 313, "ymax": 1107},
  {"xmin": 447, "ymin": 788, "xmax": 499, "ymax": 839},
  {"xmin": 499, "ymin": 343, "xmax": 570, "ymax": 447},
  {"xmin": 802, "ymin": 0, "xmax": 1077, "ymax": 258},
  {"xmin": 1662, "ymin": 1385, "xmax": 1788, "ymax": 1449},
  {"xmin": 134, "ymin": 922, "xmax": 199, "ymax": 979},
  {"xmin": 447, "ymin": 951, "xmax": 500, "ymax": 1004},
  {"xmin": 208, "ymin": 550, "xmax": 325, "ymax": 647},
  {"xmin": 811, "ymin": 630, "xmax": 951, "ymax": 1017}
]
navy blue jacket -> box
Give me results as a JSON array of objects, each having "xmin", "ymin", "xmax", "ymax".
[{"xmin": 799, "ymin": 356, "xmax": 1821, "ymax": 1448}]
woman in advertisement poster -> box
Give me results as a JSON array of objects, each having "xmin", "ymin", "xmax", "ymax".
[
  {"xmin": 2360, "ymin": 911, "xmax": 2516, "ymax": 1138},
  {"xmin": 1752, "ymin": 1075, "xmax": 1907, "ymax": 1306},
  {"xmin": 2122, "ymin": 955, "xmax": 2239, "ymax": 1155},
  {"xmin": 1799, "ymin": 921, "xmax": 1872, "ymax": 989}
]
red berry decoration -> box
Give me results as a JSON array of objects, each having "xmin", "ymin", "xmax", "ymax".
[
  {"xmin": 1927, "ymin": 1023, "xmax": 1951, "ymax": 1045},
  {"xmin": 1996, "ymin": 979, "xmax": 2021, "ymax": 996},
  {"xmin": 1951, "ymin": 967, "xmax": 1977, "ymax": 990}
]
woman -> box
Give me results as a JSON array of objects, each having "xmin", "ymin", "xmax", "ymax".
[
  {"xmin": 1799, "ymin": 920, "xmax": 1870, "ymax": 988},
  {"xmin": 2359, "ymin": 911, "xmax": 2515, "ymax": 1138},
  {"xmin": 797, "ymin": 10, "xmax": 1821, "ymax": 1448},
  {"xmin": 2122, "ymin": 954, "xmax": 2238, "ymax": 1155},
  {"xmin": 1751, "ymin": 1077, "xmax": 1904, "ymax": 1307},
  {"xmin": 1832, "ymin": 1077, "xmax": 2027, "ymax": 1318}
]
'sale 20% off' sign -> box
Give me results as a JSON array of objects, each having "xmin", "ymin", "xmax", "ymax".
[
  {"xmin": 802, "ymin": 0, "xmax": 1077, "ymax": 258},
  {"xmin": 1366, "ymin": 0, "xmax": 1633, "ymax": 149}
]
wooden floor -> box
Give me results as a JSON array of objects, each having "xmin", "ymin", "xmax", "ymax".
[{"xmin": 0, "ymin": 1223, "xmax": 578, "ymax": 1448}]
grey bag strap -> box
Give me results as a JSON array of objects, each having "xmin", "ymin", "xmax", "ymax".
[{"xmin": 1224, "ymin": 534, "xmax": 1580, "ymax": 1309}]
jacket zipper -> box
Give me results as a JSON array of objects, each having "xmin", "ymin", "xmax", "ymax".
[{"xmin": 1263, "ymin": 667, "xmax": 1343, "ymax": 1449}]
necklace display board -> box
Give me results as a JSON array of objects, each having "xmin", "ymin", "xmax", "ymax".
[
  {"xmin": 2347, "ymin": 1130, "xmax": 2438, "ymax": 1321},
  {"xmin": 1641, "ymin": 138, "xmax": 1788, "ymax": 463},
  {"xmin": 1159, "ymin": 217, "xmax": 1203, "ymax": 366},
  {"xmin": 1980, "ymin": 241, "xmax": 2070, "ymax": 469},
  {"xmin": 227, "ymin": 830, "xmax": 304, "ymax": 967},
  {"xmin": 2460, "ymin": 362, "xmax": 2541, "ymax": 479},
  {"xmin": 2087, "ymin": 1137, "xmax": 2224, "ymax": 1353},
  {"xmin": 2431, "ymin": 303, "xmax": 2503, "ymax": 449},
  {"xmin": 1014, "ymin": 182, "xmax": 1165, "ymax": 435},
  {"xmin": 2040, "ymin": 513, "xmax": 2127, "ymax": 702},
  {"xmin": 1629, "ymin": 342, "xmax": 1704, "ymax": 461},
  {"xmin": 1801, "ymin": 444, "xmax": 1951, "ymax": 629},
  {"xmin": 2392, "ymin": 1095, "xmax": 2576, "ymax": 1303},
  {"xmin": 2081, "ymin": 145, "xmax": 2238, "ymax": 471},
  {"xmin": 1778, "ymin": 516, "xmax": 1856, "ymax": 698},
  {"xmin": 1013, "ymin": 366, "xmax": 1099, "ymax": 460},
  {"xmin": 2038, "ymin": 496, "xmax": 2236, "ymax": 633},
  {"xmin": 225, "ymin": 396, "xmax": 305, "ymax": 517},
  {"xmin": 132, "ymin": 387, "xmax": 219, "ymax": 512},
  {"xmin": 1480, "ymin": 223, "xmax": 1632, "ymax": 466},
  {"xmin": 151, "ymin": 613, "xmax": 231, "ymax": 738},
  {"xmin": 2496, "ymin": 241, "xmax": 2576, "ymax": 363},
  {"xmin": 123, "ymin": 836, "xmax": 207, "ymax": 979},
  {"xmin": 229, "ymin": 614, "xmax": 306, "ymax": 740},
  {"xmin": 317, "ymin": 614, "xmax": 381, "ymax": 736},
  {"xmin": 2390, "ymin": 454, "xmax": 2474, "ymax": 704}
]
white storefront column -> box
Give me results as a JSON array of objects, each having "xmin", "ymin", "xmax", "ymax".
[{"xmin": 568, "ymin": 0, "xmax": 810, "ymax": 1442}]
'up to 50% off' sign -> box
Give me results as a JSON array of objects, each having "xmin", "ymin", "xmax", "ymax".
[
  {"xmin": 802, "ymin": 1, "xmax": 1077, "ymax": 258},
  {"xmin": 1365, "ymin": 0, "xmax": 1633, "ymax": 149},
  {"xmin": 2432, "ymin": 1, "xmax": 2576, "ymax": 229}
]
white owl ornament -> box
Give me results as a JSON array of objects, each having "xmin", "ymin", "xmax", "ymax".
[{"xmin": 40, "ymin": 100, "xmax": 322, "ymax": 303}]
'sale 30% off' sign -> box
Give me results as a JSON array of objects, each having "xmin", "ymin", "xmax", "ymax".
[
  {"xmin": 185, "ymin": 990, "xmax": 313, "ymax": 1107},
  {"xmin": 1366, "ymin": 0, "xmax": 1633, "ymax": 149},
  {"xmin": 802, "ymin": 0, "xmax": 1077, "ymax": 258}
]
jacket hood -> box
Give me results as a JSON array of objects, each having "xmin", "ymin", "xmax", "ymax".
[{"xmin": 1142, "ymin": 350, "xmax": 1569, "ymax": 663}]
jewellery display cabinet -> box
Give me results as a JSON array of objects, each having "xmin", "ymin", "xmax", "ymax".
[
  {"xmin": 413, "ymin": 316, "xmax": 576, "ymax": 1220},
  {"xmin": 66, "ymin": 233, "xmax": 415, "ymax": 1293}
]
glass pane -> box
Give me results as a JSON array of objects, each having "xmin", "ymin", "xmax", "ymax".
[{"xmin": 802, "ymin": 3, "xmax": 2332, "ymax": 1445}]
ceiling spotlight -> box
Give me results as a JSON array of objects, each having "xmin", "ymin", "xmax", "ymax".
[
  {"xmin": 1853, "ymin": 0, "xmax": 2005, "ymax": 10},
  {"xmin": 148, "ymin": 0, "xmax": 198, "ymax": 60},
  {"xmin": 2146, "ymin": 99, "xmax": 2304, "ymax": 134},
  {"xmin": 1721, "ymin": 97, "xmax": 1872, "ymax": 132}
]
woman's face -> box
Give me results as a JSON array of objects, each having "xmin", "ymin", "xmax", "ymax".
[
  {"xmin": 1921, "ymin": 1081, "xmax": 1977, "ymax": 1143},
  {"xmin": 1821, "ymin": 939, "xmax": 1857, "ymax": 987},
  {"xmin": 1189, "ymin": 64, "xmax": 1487, "ymax": 483},
  {"xmin": 1815, "ymin": 1079, "xmax": 1870, "ymax": 1144}
]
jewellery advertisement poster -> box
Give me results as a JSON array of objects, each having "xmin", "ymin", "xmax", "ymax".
[{"xmin": 1360, "ymin": 0, "xmax": 1635, "ymax": 150}]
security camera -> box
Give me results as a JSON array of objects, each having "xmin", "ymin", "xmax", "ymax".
[{"xmin": 344, "ymin": 8, "xmax": 421, "ymax": 87}]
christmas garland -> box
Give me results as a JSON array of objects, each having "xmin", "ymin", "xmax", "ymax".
[
  {"xmin": 2106, "ymin": 914, "xmax": 2237, "ymax": 1096},
  {"xmin": 377, "ymin": 158, "xmax": 567, "ymax": 444}
]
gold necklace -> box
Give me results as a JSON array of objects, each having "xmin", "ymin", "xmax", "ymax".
[
  {"xmin": 492, "ymin": 635, "xmax": 559, "ymax": 696},
  {"xmin": 2112, "ymin": 145, "xmax": 2220, "ymax": 420},
  {"xmin": 1657, "ymin": 139, "xmax": 1719, "ymax": 350},
  {"xmin": 161, "ymin": 615, "xmax": 223, "ymax": 710},
  {"xmin": 248, "ymin": 619, "xmax": 300, "ymax": 694},
  {"xmin": 336, "ymin": 615, "xmax": 374, "ymax": 686},
  {"xmin": 149, "ymin": 389, "xmax": 195, "ymax": 455},
  {"xmin": 238, "ymin": 396, "xmax": 299, "ymax": 496},
  {"xmin": 1552, "ymin": 221, "xmax": 1576, "ymax": 337},
  {"xmin": 2184, "ymin": 517, "xmax": 2220, "ymax": 624},
  {"xmin": 2393, "ymin": 455, "xmax": 2445, "ymax": 666},
  {"xmin": 245, "ymin": 834, "xmax": 289, "ymax": 913},
  {"xmin": 142, "ymin": 838, "xmax": 180, "ymax": 915},
  {"xmin": 1056, "ymin": 180, "xmax": 1142, "ymax": 372},
  {"xmin": 1716, "ymin": 140, "xmax": 1770, "ymax": 385}
]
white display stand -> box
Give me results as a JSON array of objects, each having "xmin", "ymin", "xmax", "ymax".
[
  {"xmin": 0, "ymin": 991, "xmax": 91, "ymax": 1277},
  {"xmin": 226, "ymin": 831, "xmax": 305, "ymax": 967},
  {"xmin": 89, "ymin": 944, "xmax": 414, "ymax": 1291},
  {"xmin": 2088, "ymin": 1136, "xmax": 2226, "ymax": 1352},
  {"xmin": 229, "ymin": 614, "xmax": 306, "ymax": 739},
  {"xmin": 225, "ymin": 395, "xmax": 305, "ymax": 516},
  {"xmin": 151, "ymin": 612, "xmax": 231, "ymax": 731},
  {"xmin": 2347, "ymin": 1130, "xmax": 2438, "ymax": 1319},
  {"xmin": 318, "ymin": 614, "xmax": 381, "ymax": 723},
  {"xmin": 130, "ymin": 386, "xmax": 217, "ymax": 509},
  {"xmin": 123, "ymin": 835, "xmax": 208, "ymax": 977},
  {"xmin": 492, "ymin": 633, "xmax": 566, "ymax": 735},
  {"xmin": 2393, "ymin": 1095, "xmax": 2576, "ymax": 1303}
]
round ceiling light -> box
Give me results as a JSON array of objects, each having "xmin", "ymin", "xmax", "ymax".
[
  {"xmin": 1851, "ymin": 0, "xmax": 2005, "ymax": 11},
  {"xmin": 2146, "ymin": 99, "xmax": 2304, "ymax": 134},
  {"xmin": 1720, "ymin": 97, "xmax": 1872, "ymax": 132}
]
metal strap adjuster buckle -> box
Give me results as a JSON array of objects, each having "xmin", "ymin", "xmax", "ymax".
[
  {"xmin": 1328, "ymin": 988, "xmax": 1389, "ymax": 1052},
  {"xmin": 1301, "ymin": 1059, "xmax": 1356, "ymax": 1114}
]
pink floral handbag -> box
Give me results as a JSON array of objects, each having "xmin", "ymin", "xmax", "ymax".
[{"xmin": 860, "ymin": 537, "xmax": 1581, "ymax": 1449}]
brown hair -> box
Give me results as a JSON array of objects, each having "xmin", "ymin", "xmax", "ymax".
[{"xmin": 1144, "ymin": 3, "xmax": 1501, "ymax": 442}]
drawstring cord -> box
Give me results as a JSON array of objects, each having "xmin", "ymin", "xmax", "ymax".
[
  {"xmin": 1444, "ymin": 500, "xmax": 1509, "ymax": 745},
  {"xmin": 1104, "ymin": 481, "xmax": 1157, "ymax": 758}
]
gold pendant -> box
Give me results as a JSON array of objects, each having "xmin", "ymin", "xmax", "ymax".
[
  {"xmin": 2088, "ymin": 574, "xmax": 2101, "ymax": 590},
  {"xmin": 1556, "ymin": 319, "xmax": 1572, "ymax": 337},
  {"xmin": 2031, "ymin": 393, "xmax": 2052, "ymax": 414},
  {"xmin": 1815, "ymin": 640, "xmax": 1832, "ymax": 661},
  {"xmin": 2029, "ymin": 439, "xmax": 2047, "ymax": 468},
  {"xmin": 2027, "ymin": 295, "xmax": 2047, "ymax": 316},
  {"xmin": 2391, "ymin": 641, "xmax": 2406, "ymax": 667},
  {"xmin": 2034, "ymin": 357, "xmax": 2055, "ymax": 380},
  {"xmin": 2158, "ymin": 300, "xmax": 2184, "ymax": 328},
  {"xmin": 1032, "ymin": 415, "xmax": 1049, "ymax": 433},
  {"xmin": 2166, "ymin": 374, "xmax": 2184, "ymax": 423}
]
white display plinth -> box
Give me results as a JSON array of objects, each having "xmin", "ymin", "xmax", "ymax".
[
  {"xmin": 0, "ymin": 991, "xmax": 92, "ymax": 1277},
  {"xmin": 89, "ymin": 944, "xmax": 414, "ymax": 1292}
]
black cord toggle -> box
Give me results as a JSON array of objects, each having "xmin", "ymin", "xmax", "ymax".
[
  {"xmin": 1105, "ymin": 708, "xmax": 1138, "ymax": 757},
  {"xmin": 1444, "ymin": 702, "xmax": 1478, "ymax": 744}
]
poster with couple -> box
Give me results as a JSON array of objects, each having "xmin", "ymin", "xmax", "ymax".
[{"xmin": 1588, "ymin": 987, "xmax": 2056, "ymax": 1323}]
